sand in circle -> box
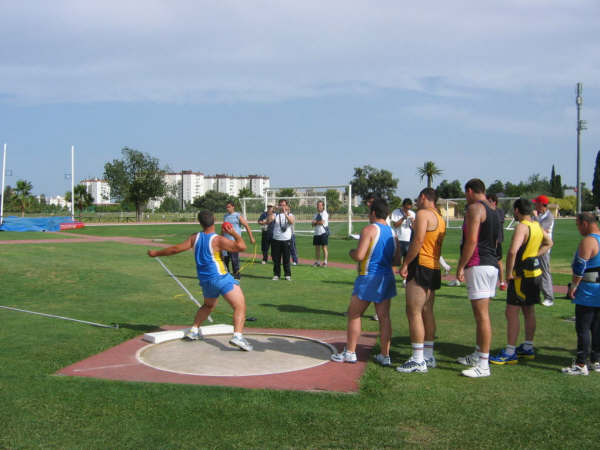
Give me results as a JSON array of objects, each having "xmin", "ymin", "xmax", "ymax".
[{"xmin": 138, "ymin": 333, "xmax": 334, "ymax": 377}]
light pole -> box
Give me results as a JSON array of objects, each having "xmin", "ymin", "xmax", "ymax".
[{"xmin": 576, "ymin": 83, "xmax": 587, "ymax": 214}]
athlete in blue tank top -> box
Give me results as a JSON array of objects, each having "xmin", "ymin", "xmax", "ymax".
[
  {"xmin": 148, "ymin": 210, "xmax": 254, "ymax": 351},
  {"xmin": 331, "ymin": 199, "xmax": 399, "ymax": 365}
]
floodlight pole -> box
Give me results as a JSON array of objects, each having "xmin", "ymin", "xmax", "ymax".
[
  {"xmin": 576, "ymin": 83, "xmax": 587, "ymax": 214},
  {"xmin": 1, "ymin": 143, "xmax": 6, "ymax": 225},
  {"xmin": 348, "ymin": 183, "xmax": 352, "ymax": 236},
  {"xmin": 71, "ymin": 145, "xmax": 75, "ymax": 221}
]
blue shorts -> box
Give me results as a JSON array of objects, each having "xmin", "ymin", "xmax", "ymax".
[
  {"xmin": 199, "ymin": 273, "xmax": 239, "ymax": 299},
  {"xmin": 352, "ymin": 272, "xmax": 397, "ymax": 303}
]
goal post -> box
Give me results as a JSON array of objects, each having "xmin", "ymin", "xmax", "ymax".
[
  {"xmin": 439, "ymin": 197, "xmax": 520, "ymax": 230},
  {"xmin": 258, "ymin": 185, "xmax": 353, "ymax": 238}
]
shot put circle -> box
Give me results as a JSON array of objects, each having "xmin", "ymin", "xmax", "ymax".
[{"xmin": 136, "ymin": 333, "xmax": 336, "ymax": 377}]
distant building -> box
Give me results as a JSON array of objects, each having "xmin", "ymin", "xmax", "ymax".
[
  {"xmin": 149, "ymin": 172, "xmax": 270, "ymax": 209},
  {"xmin": 47, "ymin": 195, "xmax": 69, "ymax": 208},
  {"xmin": 80, "ymin": 179, "xmax": 111, "ymax": 205}
]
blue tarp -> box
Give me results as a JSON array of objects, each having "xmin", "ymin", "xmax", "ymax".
[{"xmin": 0, "ymin": 216, "xmax": 73, "ymax": 232}]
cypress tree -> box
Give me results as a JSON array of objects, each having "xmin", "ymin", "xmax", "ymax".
[{"xmin": 593, "ymin": 151, "xmax": 600, "ymax": 207}]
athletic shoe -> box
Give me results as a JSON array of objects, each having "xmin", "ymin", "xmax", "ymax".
[
  {"xmin": 322, "ymin": 262, "xmax": 327, "ymax": 267},
  {"xmin": 331, "ymin": 349, "xmax": 357, "ymax": 363},
  {"xmin": 184, "ymin": 328, "xmax": 200, "ymax": 340},
  {"xmin": 374, "ymin": 353, "xmax": 391, "ymax": 367},
  {"xmin": 490, "ymin": 350, "xmax": 518, "ymax": 365},
  {"xmin": 562, "ymin": 362, "xmax": 589, "ymax": 376},
  {"xmin": 448, "ymin": 279, "xmax": 461, "ymax": 287},
  {"xmin": 292, "ymin": 262, "xmax": 297, "ymax": 266},
  {"xmin": 396, "ymin": 358, "xmax": 428, "ymax": 373},
  {"xmin": 499, "ymin": 282, "xmax": 507, "ymax": 291},
  {"xmin": 229, "ymin": 335, "xmax": 253, "ymax": 351},
  {"xmin": 285, "ymin": 276, "xmax": 291, "ymax": 281},
  {"xmin": 516, "ymin": 344, "xmax": 535, "ymax": 359},
  {"xmin": 372, "ymin": 313, "xmax": 379, "ymax": 321},
  {"xmin": 425, "ymin": 356, "xmax": 437, "ymax": 369},
  {"xmin": 457, "ymin": 351, "xmax": 479, "ymax": 366},
  {"xmin": 313, "ymin": 262, "xmax": 320, "ymax": 267},
  {"xmin": 462, "ymin": 366, "xmax": 491, "ymax": 378},
  {"xmin": 542, "ymin": 299, "xmax": 555, "ymax": 307},
  {"xmin": 261, "ymin": 260, "xmax": 266, "ymax": 265},
  {"xmin": 589, "ymin": 362, "xmax": 600, "ymax": 372},
  {"xmin": 272, "ymin": 276, "xmax": 279, "ymax": 281}
]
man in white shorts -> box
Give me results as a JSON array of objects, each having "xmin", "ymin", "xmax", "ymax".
[{"xmin": 456, "ymin": 178, "xmax": 501, "ymax": 378}]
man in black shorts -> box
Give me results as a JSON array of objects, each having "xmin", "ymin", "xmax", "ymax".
[
  {"xmin": 487, "ymin": 194, "xmax": 507, "ymax": 290},
  {"xmin": 490, "ymin": 198, "xmax": 553, "ymax": 365},
  {"xmin": 312, "ymin": 200, "xmax": 329, "ymax": 267},
  {"xmin": 397, "ymin": 188, "xmax": 446, "ymax": 373}
]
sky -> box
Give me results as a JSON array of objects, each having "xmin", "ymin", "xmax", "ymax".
[{"xmin": 0, "ymin": 0, "xmax": 599, "ymax": 198}]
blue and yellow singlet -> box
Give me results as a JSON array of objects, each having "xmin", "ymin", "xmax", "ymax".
[{"xmin": 194, "ymin": 232, "xmax": 228, "ymax": 281}]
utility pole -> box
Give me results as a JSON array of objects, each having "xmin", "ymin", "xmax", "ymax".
[
  {"xmin": 576, "ymin": 83, "xmax": 587, "ymax": 214},
  {"xmin": 181, "ymin": 170, "xmax": 184, "ymax": 211}
]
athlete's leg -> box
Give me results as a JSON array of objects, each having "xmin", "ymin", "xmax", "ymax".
[
  {"xmin": 322, "ymin": 245, "xmax": 328, "ymax": 263},
  {"xmin": 314, "ymin": 244, "xmax": 320, "ymax": 262},
  {"xmin": 505, "ymin": 304, "xmax": 521, "ymax": 346},
  {"xmin": 471, "ymin": 298, "xmax": 492, "ymax": 354},
  {"xmin": 522, "ymin": 304, "xmax": 536, "ymax": 342},
  {"xmin": 192, "ymin": 297, "xmax": 218, "ymax": 328},
  {"xmin": 374, "ymin": 298, "xmax": 392, "ymax": 356},
  {"xmin": 406, "ymin": 280, "xmax": 427, "ymax": 343},
  {"xmin": 222, "ymin": 284, "xmax": 246, "ymax": 333},
  {"xmin": 346, "ymin": 295, "xmax": 371, "ymax": 352},
  {"xmin": 423, "ymin": 290, "xmax": 436, "ymax": 342}
]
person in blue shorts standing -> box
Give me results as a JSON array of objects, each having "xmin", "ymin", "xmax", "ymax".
[
  {"xmin": 147, "ymin": 210, "xmax": 253, "ymax": 351},
  {"xmin": 563, "ymin": 212, "xmax": 600, "ymax": 375},
  {"xmin": 331, "ymin": 198, "xmax": 399, "ymax": 365}
]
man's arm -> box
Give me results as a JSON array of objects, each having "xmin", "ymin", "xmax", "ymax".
[
  {"xmin": 456, "ymin": 203, "xmax": 483, "ymax": 282},
  {"xmin": 537, "ymin": 231, "xmax": 553, "ymax": 257},
  {"xmin": 239, "ymin": 215, "xmax": 256, "ymax": 244},
  {"xmin": 285, "ymin": 211, "xmax": 295, "ymax": 225},
  {"xmin": 570, "ymin": 236, "xmax": 599, "ymax": 299},
  {"xmin": 349, "ymin": 224, "xmax": 374, "ymax": 262},
  {"xmin": 148, "ymin": 234, "xmax": 195, "ymax": 257},
  {"xmin": 505, "ymin": 223, "xmax": 527, "ymax": 281},
  {"xmin": 399, "ymin": 209, "xmax": 430, "ymax": 277},
  {"xmin": 215, "ymin": 228, "xmax": 247, "ymax": 253}
]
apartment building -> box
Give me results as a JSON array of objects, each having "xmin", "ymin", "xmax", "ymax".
[{"xmin": 81, "ymin": 179, "xmax": 112, "ymax": 205}]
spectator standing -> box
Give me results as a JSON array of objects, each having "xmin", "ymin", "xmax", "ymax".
[
  {"xmin": 312, "ymin": 200, "xmax": 329, "ymax": 267},
  {"xmin": 223, "ymin": 201, "xmax": 255, "ymax": 280},
  {"xmin": 391, "ymin": 198, "xmax": 416, "ymax": 285},
  {"xmin": 258, "ymin": 205, "xmax": 274, "ymax": 264},
  {"xmin": 533, "ymin": 195, "xmax": 555, "ymax": 307},
  {"xmin": 487, "ymin": 193, "xmax": 507, "ymax": 290},
  {"xmin": 268, "ymin": 199, "xmax": 295, "ymax": 281}
]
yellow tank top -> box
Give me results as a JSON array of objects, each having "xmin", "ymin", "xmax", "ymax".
[
  {"xmin": 514, "ymin": 219, "xmax": 543, "ymax": 278},
  {"xmin": 417, "ymin": 208, "xmax": 446, "ymax": 270}
]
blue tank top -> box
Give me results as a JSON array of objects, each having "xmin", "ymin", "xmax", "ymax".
[
  {"xmin": 358, "ymin": 223, "xmax": 396, "ymax": 276},
  {"xmin": 573, "ymin": 233, "xmax": 600, "ymax": 307},
  {"xmin": 194, "ymin": 232, "xmax": 228, "ymax": 281},
  {"xmin": 223, "ymin": 212, "xmax": 242, "ymax": 241}
]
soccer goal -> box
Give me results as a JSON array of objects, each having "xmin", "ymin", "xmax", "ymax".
[
  {"xmin": 439, "ymin": 197, "xmax": 520, "ymax": 230},
  {"xmin": 243, "ymin": 185, "xmax": 353, "ymax": 238}
]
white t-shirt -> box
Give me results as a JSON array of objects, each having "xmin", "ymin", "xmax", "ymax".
[
  {"xmin": 391, "ymin": 208, "xmax": 415, "ymax": 242},
  {"xmin": 272, "ymin": 212, "xmax": 294, "ymax": 241},
  {"xmin": 313, "ymin": 210, "xmax": 329, "ymax": 236}
]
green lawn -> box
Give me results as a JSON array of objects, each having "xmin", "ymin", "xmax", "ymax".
[{"xmin": 1, "ymin": 218, "xmax": 595, "ymax": 448}]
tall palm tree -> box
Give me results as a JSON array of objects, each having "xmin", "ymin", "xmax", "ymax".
[
  {"xmin": 14, "ymin": 180, "xmax": 33, "ymax": 217},
  {"xmin": 417, "ymin": 161, "xmax": 443, "ymax": 188},
  {"xmin": 65, "ymin": 185, "xmax": 94, "ymax": 215}
]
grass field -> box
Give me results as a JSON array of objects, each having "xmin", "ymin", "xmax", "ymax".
[{"xmin": 1, "ymin": 218, "xmax": 598, "ymax": 448}]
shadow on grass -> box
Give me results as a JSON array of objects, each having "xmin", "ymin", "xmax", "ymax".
[
  {"xmin": 116, "ymin": 323, "xmax": 160, "ymax": 332},
  {"xmin": 261, "ymin": 303, "xmax": 346, "ymax": 317},
  {"xmin": 321, "ymin": 279, "xmax": 354, "ymax": 286}
]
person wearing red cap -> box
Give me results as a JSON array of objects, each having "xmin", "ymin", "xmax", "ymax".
[{"xmin": 533, "ymin": 195, "xmax": 555, "ymax": 307}]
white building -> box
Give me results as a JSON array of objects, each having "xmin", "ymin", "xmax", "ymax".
[
  {"xmin": 149, "ymin": 172, "xmax": 270, "ymax": 209},
  {"xmin": 81, "ymin": 179, "xmax": 111, "ymax": 205},
  {"xmin": 47, "ymin": 195, "xmax": 69, "ymax": 208}
]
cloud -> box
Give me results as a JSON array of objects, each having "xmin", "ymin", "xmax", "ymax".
[{"xmin": 0, "ymin": 1, "xmax": 599, "ymax": 104}]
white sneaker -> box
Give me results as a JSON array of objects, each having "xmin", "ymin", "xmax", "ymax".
[
  {"xmin": 261, "ymin": 260, "xmax": 266, "ymax": 265},
  {"xmin": 285, "ymin": 276, "xmax": 291, "ymax": 281},
  {"xmin": 562, "ymin": 362, "xmax": 589, "ymax": 375},
  {"xmin": 396, "ymin": 357, "xmax": 427, "ymax": 373},
  {"xmin": 372, "ymin": 313, "xmax": 379, "ymax": 321},
  {"xmin": 462, "ymin": 366, "xmax": 491, "ymax": 378},
  {"xmin": 448, "ymin": 279, "xmax": 461, "ymax": 287},
  {"xmin": 425, "ymin": 356, "xmax": 437, "ymax": 369},
  {"xmin": 374, "ymin": 353, "xmax": 391, "ymax": 366},
  {"xmin": 589, "ymin": 362, "xmax": 600, "ymax": 372},
  {"xmin": 457, "ymin": 352, "xmax": 479, "ymax": 366},
  {"xmin": 229, "ymin": 335, "xmax": 253, "ymax": 351},
  {"xmin": 542, "ymin": 299, "xmax": 554, "ymax": 307},
  {"xmin": 331, "ymin": 349, "xmax": 357, "ymax": 363},
  {"xmin": 272, "ymin": 276, "xmax": 279, "ymax": 281},
  {"xmin": 292, "ymin": 262, "xmax": 297, "ymax": 266},
  {"xmin": 184, "ymin": 328, "xmax": 200, "ymax": 340},
  {"xmin": 322, "ymin": 262, "xmax": 327, "ymax": 267},
  {"xmin": 313, "ymin": 262, "xmax": 320, "ymax": 267}
]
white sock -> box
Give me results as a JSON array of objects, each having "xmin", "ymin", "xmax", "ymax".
[
  {"xmin": 424, "ymin": 341, "xmax": 434, "ymax": 359},
  {"xmin": 412, "ymin": 343, "xmax": 424, "ymax": 362},
  {"xmin": 234, "ymin": 332, "xmax": 242, "ymax": 339},
  {"xmin": 523, "ymin": 341, "xmax": 534, "ymax": 351},
  {"xmin": 190, "ymin": 326, "xmax": 199, "ymax": 333},
  {"xmin": 504, "ymin": 345, "xmax": 516, "ymax": 356},
  {"xmin": 478, "ymin": 352, "xmax": 489, "ymax": 370}
]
